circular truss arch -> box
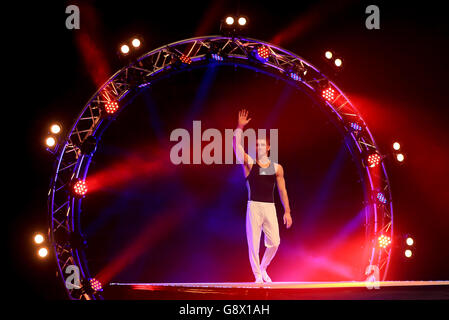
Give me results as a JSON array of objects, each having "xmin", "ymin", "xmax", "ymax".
[{"xmin": 48, "ymin": 35, "xmax": 394, "ymax": 300}]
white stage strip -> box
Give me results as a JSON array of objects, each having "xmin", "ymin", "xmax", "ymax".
[{"xmin": 110, "ymin": 281, "xmax": 449, "ymax": 290}]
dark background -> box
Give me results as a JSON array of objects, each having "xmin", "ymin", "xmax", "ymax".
[{"xmin": 7, "ymin": 0, "xmax": 449, "ymax": 299}]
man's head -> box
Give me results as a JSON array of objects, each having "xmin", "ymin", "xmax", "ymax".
[{"xmin": 256, "ymin": 137, "xmax": 270, "ymax": 158}]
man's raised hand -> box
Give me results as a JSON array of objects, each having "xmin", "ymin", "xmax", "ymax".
[{"xmin": 238, "ymin": 109, "xmax": 252, "ymax": 128}]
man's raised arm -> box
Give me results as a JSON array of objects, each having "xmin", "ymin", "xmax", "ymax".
[{"xmin": 233, "ymin": 109, "xmax": 253, "ymax": 165}]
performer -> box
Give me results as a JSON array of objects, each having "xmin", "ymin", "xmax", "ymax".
[{"xmin": 233, "ymin": 109, "xmax": 292, "ymax": 283}]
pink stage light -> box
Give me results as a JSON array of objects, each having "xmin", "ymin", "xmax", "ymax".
[
  {"xmin": 105, "ymin": 101, "xmax": 119, "ymax": 114},
  {"xmin": 322, "ymin": 87, "xmax": 335, "ymax": 102},
  {"xmin": 256, "ymin": 46, "xmax": 270, "ymax": 61},
  {"xmin": 378, "ymin": 235, "xmax": 391, "ymax": 249},
  {"xmin": 73, "ymin": 180, "xmax": 88, "ymax": 196},
  {"xmin": 89, "ymin": 278, "xmax": 103, "ymax": 292},
  {"xmin": 367, "ymin": 153, "xmax": 381, "ymax": 168},
  {"xmin": 179, "ymin": 54, "xmax": 192, "ymax": 64}
]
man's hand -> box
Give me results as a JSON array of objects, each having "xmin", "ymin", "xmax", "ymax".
[
  {"xmin": 238, "ymin": 109, "xmax": 252, "ymax": 128},
  {"xmin": 283, "ymin": 212, "xmax": 292, "ymax": 229}
]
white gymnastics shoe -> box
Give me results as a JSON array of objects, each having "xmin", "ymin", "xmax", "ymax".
[{"xmin": 261, "ymin": 269, "xmax": 272, "ymax": 283}]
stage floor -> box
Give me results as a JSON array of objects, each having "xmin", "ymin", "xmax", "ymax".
[{"xmin": 105, "ymin": 281, "xmax": 449, "ymax": 300}]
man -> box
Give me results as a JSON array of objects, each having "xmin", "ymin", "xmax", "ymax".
[{"xmin": 233, "ymin": 109, "xmax": 292, "ymax": 283}]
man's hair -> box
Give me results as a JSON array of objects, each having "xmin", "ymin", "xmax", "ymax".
[{"xmin": 257, "ymin": 136, "xmax": 270, "ymax": 146}]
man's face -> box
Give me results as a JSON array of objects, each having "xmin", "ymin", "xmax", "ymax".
[{"xmin": 256, "ymin": 139, "xmax": 270, "ymax": 157}]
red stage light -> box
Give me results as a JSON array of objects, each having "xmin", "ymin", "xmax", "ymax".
[
  {"xmin": 179, "ymin": 55, "xmax": 192, "ymax": 64},
  {"xmin": 367, "ymin": 153, "xmax": 381, "ymax": 167},
  {"xmin": 89, "ymin": 278, "xmax": 103, "ymax": 292},
  {"xmin": 322, "ymin": 87, "xmax": 335, "ymax": 102},
  {"xmin": 378, "ymin": 235, "xmax": 391, "ymax": 249},
  {"xmin": 257, "ymin": 46, "xmax": 270, "ymax": 60},
  {"xmin": 73, "ymin": 180, "xmax": 88, "ymax": 196},
  {"xmin": 105, "ymin": 101, "xmax": 119, "ymax": 114}
]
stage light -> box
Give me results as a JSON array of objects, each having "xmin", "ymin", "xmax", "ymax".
[
  {"xmin": 225, "ymin": 16, "xmax": 234, "ymax": 25},
  {"xmin": 50, "ymin": 124, "xmax": 61, "ymax": 134},
  {"xmin": 205, "ymin": 41, "xmax": 225, "ymax": 62},
  {"xmin": 211, "ymin": 53, "xmax": 223, "ymax": 61},
  {"xmin": 287, "ymin": 64, "xmax": 307, "ymax": 82},
  {"xmin": 393, "ymin": 142, "xmax": 401, "ymax": 150},
  {"xmin": 396, "ymin": 153, "xmax": 405, "ymax": 162},
  {"xmin": 131, "ymin": 38, "xmax": 141, "ymax": 48},
  {"xmin": 406, "ymin": 237, "xmax": 414, "ymax": 246},
  {"xmin": 38, "ymin": 247, "xmax": 48, "ymax": 258},
  {"xmin": 290, "ymin": 72, "xmax": 300, "ymax": 81},
  {"xmin": 378, "ymin": 235, "xmax": 391, "ymax": 249},
  {"xmin": 334, "ymin": 58, "xmax": 342, "ymax": 67},
  {"xmin": 325, "ymin": 51, "xmax": 333, "ymax": 59},
  {"xmin": 34, "ymin": 233, "xmax": 44, "ymax": 244},
  {"xmin": 377, "ymin": 192, "xmax": 387, "ymax": 204},
  {"xmin": 179, "ymin": 54, "xmax": 192, "ymax": 64},
  {"xmin": 221, "ymin": 15, "xmax": 248, "ymax": 36},
  {"xmin": 367, "ymin": 153, "xmax": 381, "ymax": 167},
  {"xmin": 89, "ymin": 278, "xmax": 103, "ymax": 292},
  {"xmin": 350, "ymin": 122, "xmax": 362, "ymax": 131},
  {"xmin": 405, "ymin": 249, "xmax": 412, "ymax": 258},
  {"xmin": 138, "ymin": 82, "xmax": 151, "ymax": 88},
  {"xmin": 105, "ymin": 100, "xmax": 119, "ymax": 114},
  {"xmin": 120, "ymin": 44, "xmax": 130, "ymax": 54},
  {"xmin": 73, "ymin": 180, "xmax": 88, "ymax": 197},
  {"xmin": 322, "ymin": 87, "xmax": 335, "ymax": 102},
  {"xmin": 46, "ymin": 137, "xmax": 56, "ymax": 147},
  {"xmin": 238, "ymin": 17, "xmax": 247, "ymax": 26},
  {"xmin": 255, "ymin": 46, "xmax": 270, "ymax": 62}
]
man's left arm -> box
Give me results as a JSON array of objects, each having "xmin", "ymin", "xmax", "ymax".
[{"xmin": 275, "ymin": 164, "xmax": 292, "ymax": 228}]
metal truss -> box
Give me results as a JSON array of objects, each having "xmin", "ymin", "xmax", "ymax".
[{"xmin": 48, "ymin": 35, "xmax": 394, "ymax": 299}]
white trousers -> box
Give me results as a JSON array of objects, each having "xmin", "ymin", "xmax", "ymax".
[{"xmin": 246, "ymin": 200, "xmax": 281, "ymax": 279}]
